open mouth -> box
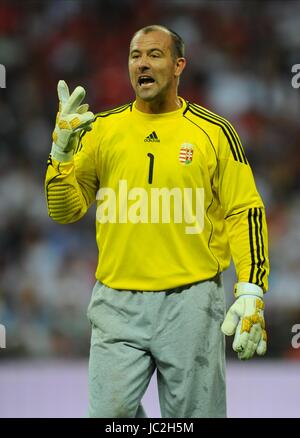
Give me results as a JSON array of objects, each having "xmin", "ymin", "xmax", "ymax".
[{"xmin": 138, "ymin": 76, "xmax": 155, "ymax": 87}]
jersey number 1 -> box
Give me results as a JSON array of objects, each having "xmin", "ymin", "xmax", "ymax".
[{"xmin": 147, "ymin": 153, "xmax": 154, "ymax": 184}]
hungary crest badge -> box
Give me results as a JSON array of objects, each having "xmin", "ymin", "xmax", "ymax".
[{"xmin": 179, "ymin": 143, "xmax": 194, "ymax": 165}]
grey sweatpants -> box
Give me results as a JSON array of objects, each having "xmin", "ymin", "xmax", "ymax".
[{"xmin": 87, "ymin": 276, "xmax": 227, "ymax": 418}]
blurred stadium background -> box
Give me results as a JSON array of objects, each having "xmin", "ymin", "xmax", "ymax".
[{"xmin": 0, "ymin": 0, "xmax": 300, "ymax": 417}]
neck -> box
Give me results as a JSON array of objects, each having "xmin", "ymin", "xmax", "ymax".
[{"xmin": 135, "ymin": 95, "xmax": 182, "ymax": 114}]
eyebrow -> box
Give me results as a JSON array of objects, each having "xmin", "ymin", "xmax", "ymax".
[{"xmin": 130, "ymin": 48, "xmax": 164, "ymax": 55}]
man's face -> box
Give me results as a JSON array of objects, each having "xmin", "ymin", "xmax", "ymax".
[{"xmin": 128, "ymin": 30, "xmax": 179, "ymax": 102}]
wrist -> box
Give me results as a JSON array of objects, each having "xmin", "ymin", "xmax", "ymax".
[
  {"xmin": 234, "ymin": 282, "xmax": 264, "ymax": 299},
  {"xmin": 51, "ymin": 143, "xmax": 74, "ymax": 163}
]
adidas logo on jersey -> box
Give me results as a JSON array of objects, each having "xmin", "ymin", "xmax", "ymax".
[{"xmin": 144, "ymin": 131, "xmax": 160, "ymax": 142}]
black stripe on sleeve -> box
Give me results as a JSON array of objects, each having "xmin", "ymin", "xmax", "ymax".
[
  {"xmin": 248, "ymin": 207, "xmax": 266, "ymax": 288},
  {"xmin": 258, "ymin": 208, "xmax": 267, "ymax": 287},
  {"xmin": 253, "ymin": 207, "xmax": 263, "ymax": 286},
  {"xmin": 248, "ymin": 208, "xmax": 256, "ymax": 283}
]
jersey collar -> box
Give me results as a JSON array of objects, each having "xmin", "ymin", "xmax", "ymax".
[{"xmin": 131, "ymin": 97, "xmax": 187, "ymax": 120}]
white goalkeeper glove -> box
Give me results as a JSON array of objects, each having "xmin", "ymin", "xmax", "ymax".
[
  {"xmin": 51, "ymin": 80, "xmax": 95, "ymax": 162},
  {"xmin": 221, "ymin": 282, "xmax": 267, "ymax": 360}
]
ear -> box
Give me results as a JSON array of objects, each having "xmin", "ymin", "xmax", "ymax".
[{"xmin": 174, "ymin": 57, "xmax": 186, "ymax": 78}]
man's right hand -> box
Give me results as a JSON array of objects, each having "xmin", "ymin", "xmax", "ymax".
[{"xmin": 51, "ymin": 80, "xmax": 95, "ymax": 162}]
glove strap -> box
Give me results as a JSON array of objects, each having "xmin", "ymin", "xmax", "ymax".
[{"xmin": 234, "ymin": 282, "xmax": 264, "ymax": 299}]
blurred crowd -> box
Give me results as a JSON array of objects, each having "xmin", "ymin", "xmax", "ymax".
[{"xmin": 0, "ymin": 0, "xmax": 299, "ymax": 358}]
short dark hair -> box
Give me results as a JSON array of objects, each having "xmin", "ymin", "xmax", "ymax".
[{"xmin": 132, "ymin": 25, "xmax": 185, "ymax": 59}]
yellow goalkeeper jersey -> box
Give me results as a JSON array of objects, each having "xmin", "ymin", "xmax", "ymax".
[{"xmin": 45, "ymin": 99, "xmax": 270, "ymax": 291}]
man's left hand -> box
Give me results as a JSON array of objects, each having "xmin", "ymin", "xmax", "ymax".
[{"xmin": 221, "ymin": 283, "xmax": 267, "ymax": 360}]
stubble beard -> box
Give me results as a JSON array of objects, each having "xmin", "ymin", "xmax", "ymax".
[{"xmin": 135, "ymin": 79, "xmax": 172, "ymax": 104}]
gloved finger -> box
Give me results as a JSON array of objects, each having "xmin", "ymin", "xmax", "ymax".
[
  {"xmin": 232, "ymin": 321, "xmax": 242, "ymax": 351},
  {"xmin": 238, "ymin": 338, "xmax": 256, "ymax": 360},
  {"xmin": 68, "ymin": 111, "xmax": 95, "ymax": 131},
  {"xmin": 232, "ymin": 332, "xmax": 249, "ymax": 353},
  {"xmin": 76, "ymin": 111, "xmax": 95, "ymax": 129},
  {"xmin": 57, "ymin": 80, "xmax": 70, "ymax": 106},
  {"xmin": 239, "ymin": 324, "xmax": 262, "ymax": 360},
  {"xmin": 77, "ymin": 103, "xmax": 89, "ymax": 114},
  {"xmin": 73, "ymin": 121, "xmax": 93, "ymax": 132},
  {"xmin": 248, "ymin": 324, "xmax": 261, "ymax": 346},
  {"xmin": 239, "ymin": 325, "xmax": 266, "ymax": 359},
  {"xmin": 256, "ymin": 336, "xmax": 267, "ymax": 356},
  {"xmin": 233, "ymin": 323, "xmax": 249, "ymax": 352},
  {"xmin": 63, "ymin": 86, "xmax": 86, "ymax": 115},
  {"xmin": 249, "ymin": 339, "xmax": 258, "ymax": 358},
  {"xmin": 221, "ymin": 308, "xmax": 240, "ymax": 336},
  {"xmin": 238, "ymin": 348, "xmax": 252, "ymax": 360}
]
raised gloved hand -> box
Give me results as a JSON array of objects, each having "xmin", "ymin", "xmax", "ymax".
[
  {"xmin": 51, "ymin": 80, "xmax": 95, "ymax": 162},
  {"xmin": 221, "ymin": 282, "xmax": 267, "ymax": 360}
]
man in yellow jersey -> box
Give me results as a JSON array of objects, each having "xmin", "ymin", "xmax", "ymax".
[{"xmin": 45, "ymin": 25, "xmax": 269, "ymax": 418}]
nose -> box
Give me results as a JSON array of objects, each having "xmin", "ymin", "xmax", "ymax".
[{"xmin": 136, "ymin": 55, "xmax": 151, "ymax": 72}]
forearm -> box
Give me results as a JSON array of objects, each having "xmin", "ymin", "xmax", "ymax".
[
  {"xmin": 225, "ymin": 206, "xmax": 270, "ymax": 292},
  {"xmin": 45, "ymin": 156, "xmax": 89, "ymax": 223}
]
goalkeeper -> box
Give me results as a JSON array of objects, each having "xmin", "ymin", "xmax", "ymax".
[{"xmin": 45, "ymin": 25, "xmax": 270, "ymax": 418}]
